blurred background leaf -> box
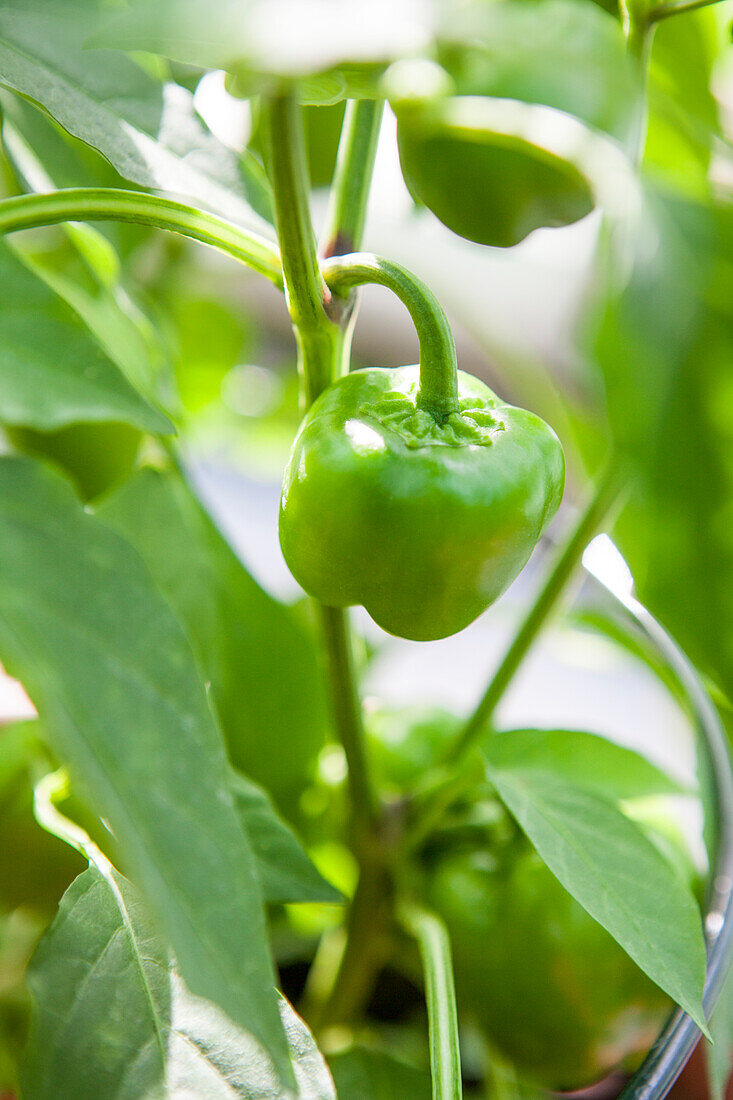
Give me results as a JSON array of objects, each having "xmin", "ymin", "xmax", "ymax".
[
  {"xmin": 97, "ymin": 465, "xmax": 330, "ymax": 814},
  {"xmin": 89, "ymin": 0, "xmax": 435, "ymax": 90},
  {"xmin": 0, "ymin": 240, "xmax": 170, "ymax": 434},
  {"xmin": 436, "ymin": 0, "xmax": 638, "ymax": 141},
  {"xmin": 329, "ymin": 1045, "xmax": 433, "ymax": 1098},
  {"xmin": 587, "ymin": 191, "xmax": 733, "ymax": 704}
]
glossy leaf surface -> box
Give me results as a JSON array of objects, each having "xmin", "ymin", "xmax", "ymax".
[
  {"xmin": 484, "ymin": 728, "xmax": 687, "ymax": 800},
  {"xmin": 484, "ymin": 751, "xmax": 708, "ymax": 1032},
  {"xmin": 0, "ymin": 457, "xmax": 291, "ymax": 1080},
  {"xmin": 24, "ymin": 865, "xmax": 336, "ymax": 1099},
  {"xmin": 0, "ymin": 0, "xmax": 273, "ymax": 230}
]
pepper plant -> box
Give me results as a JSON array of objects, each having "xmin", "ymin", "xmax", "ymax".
[{"xmin": 0, "ymin": 1, "xmax": 730, "ymax": 1098}]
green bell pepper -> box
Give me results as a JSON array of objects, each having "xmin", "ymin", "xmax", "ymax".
[{"xmin": 279, "ymin": 363, "xmax": 564, "ymax": 641}]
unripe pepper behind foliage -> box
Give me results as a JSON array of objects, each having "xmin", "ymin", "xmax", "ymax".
[{"xmin": 425, "ymin": 838, "xmax": 672, "ymax": 1089}]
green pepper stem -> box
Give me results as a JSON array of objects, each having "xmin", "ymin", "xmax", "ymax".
[
  {"xmin": 322, "ymin": 252, "xmax": 459, "ymax": 421},
  {"xmin": 320, "ymin": 99, "xmax": 384, "ymax": 260},
  {"xmin": 318, "ymin": 605, "xmax": 379, "ymax": 833},
  {"xmin": 314, "ymin": 848, "xmax": 391, "ymax": 1028},
  {"xmin": 319, "ymin": 99, "xmax": 385, "ymax": 379},
  {"xmin": 261, "ymin": 92, "xmax": 340, "ymax": 404},
  {"xmin": 619, "ymin": 0, "xmax": 655, "ymax": 164},
  {"xmin": 0, "ymin": 188, "xmax": 282, "ymax": 283},
  {"xmin": 262, "ymin": 93, "xmax": 379, "ymax": 846},
  {"xmin": 446, "ymin": 463, "xmax": 625, "ymax": 766},
  {"xmin": 399, "ymin": 903, "xmax": 463, "ymax": 1100}
]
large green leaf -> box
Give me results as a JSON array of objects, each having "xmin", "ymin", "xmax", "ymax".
[
  {"xmin": 438, "ymin": 0, "xmax": 637, "ymax": 142},
  {"xmin": 483, "ymin": 755, "xmax": 708, "ymax": 1033},
  {"xmin": 644, "ymin": 9, "xmax": 721, "ymax": 198},
  {"xmin": 588, "ymin": 192, "xmax": 733, "ymax": 704},
  {"xmin": 2, "ymin": 111, "xmax": 172, "ymax": 406},
  {"xmin": 0, "ymin": 457, "xmax": 292, "ymax": 1081},
  {"xmin": 24, "ymin": 865, "xmax": 336, "ymax": 1099},
  {"xmin": 97, "ymin": 466, "xmax": 329, "ymax": 810},
  {"xmin": 329, "ymin": 1047, "xmax": 432, "ymax": 1099},
  {"xmin": 484, "ymin": 729, "xmax": 687, "ymax": 801},
  {"xmin": 89, "ymin": 0, "xmax": 434, "ymax": 84},
  {"xmin": 0, "ymin": 0, "xmax": 273, "ymax": 230},
  {"xmin": 233, "ymin": 773, "xmax": 341, "ymax": 906},
  {"xmin": 0, "ymin": 239, "xmax": 170, "ymax": 433}
]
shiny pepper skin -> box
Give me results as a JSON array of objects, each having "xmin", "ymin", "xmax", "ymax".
[{"xmin": 279, "ymin": 365, "xmax": 564, "ymax": 641}]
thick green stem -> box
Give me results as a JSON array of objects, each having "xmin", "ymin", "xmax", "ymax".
[
  {"xmin": 262, "ymin": 94, "xmax": 377, "ymax": 840},
  {"xmin": 320, "ymin": 99, "xmax": 385, "ymax": 379},
  {"xmin": 0, "ymin": 188, "xmax": 282, "ymax": 283},
  {"xmin": 261, "ymin": 92, "xmax": 339, "ymax": 403},
  {"xmin": 322, "ymin": 252, "xmax": 459, "ymax": 421},
  {"xmin": 321, "ymin": 99, "xmax": 384, "ymax": 260},
  {"xmin": 400, "ymin": 904, "xmax": 463, "ymax": 1100},
  {"xmin": 447, "ymin": 463, "xmax": 625, "ymax": 765},
  {"xmin": 316, "ymin": 854, "xmax": 391, "ymax": 1028},
  {"xmin": 318, "ymin": 605, "xmax": 379, "ymax": 835},
  {"xmin": 620, "ymin": 0, "xmax": 655, "ymax": 164}
]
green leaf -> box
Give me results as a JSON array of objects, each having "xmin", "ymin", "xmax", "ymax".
[
  {"xmin": 484, "ymin": 729, "xmax": 688, "ymax": 801},
  {"xmin": 0, "ymin": 0, "xmax": 273, "ymax": 230},
  {"xmin": 329, "ymin": 1047, "xmax": 432, "ymax": 1099},
  {"xmin": 89, "ymin": 0, "xmax": 434, "ymax": 83},
  {"xmin": 394, "ymin": 96, "xmax": 596, "ymax": 248},
  {"xmin": 0, "ymin": 456, "xmax": 292, "ymax": 1082},
  {"xmin": 589, "ymin": 191, "xmax": 733, "ymax": 705},
  {"xmin": 483, "ymin": 758, "xmax": 709, "ymax": 1034},
  {"xmin": 645, "ymin": 9, "xmax": 720, "ymax": 198},
  {"xmin": 0, "ymin": 734, "xmax": 85, "ymax": 915},
  {"xmin": 437, "ymin": 0, "xmax": 637, "ymax": 142},
  {"xmin": 0, "ymin": 239, "xmax": 170, "ymax": 434},
  {"xmin": 23, "ymin": 865, "xmax": 337, "ymax": 1099},
  {"xmin": 97, "ymin": 466, "xmax": 328, "ymax": 810},
  {"xmin": 232, "ymin": 773, "xmax": 342, "ymax": 906}
]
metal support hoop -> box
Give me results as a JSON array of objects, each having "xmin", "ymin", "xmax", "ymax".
[{"xmin": 582, "ymin": 559, "xmax": 733, "ymax": 1099}]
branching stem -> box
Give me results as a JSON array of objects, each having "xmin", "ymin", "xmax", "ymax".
[{"xmin": 0, "ymin": 188, "xmax": 282, "ymax": 283}]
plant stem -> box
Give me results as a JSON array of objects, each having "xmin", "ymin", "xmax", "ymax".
[
  {"xmin": 318, "ymin": 605, "xmax": 379, "ymax": 834},
  {"xmin": 322, "ymin": 252, "xmax": 459, "ymax": 421},
  {"xmin": 316, "ymin": 853, "xmax": 391, "ymax": 1028},
  {"xmin": 261, "ymin": 94, "xmax": 378, "ymax": 839},
  {"xmin": 400, "ymin": 903, "xmax": 463, "ymax": 1100},
  {"xmin": 321, "ymin": 99, "xmax": 384, "ymax": 260},
  {"xmin": 319, "ymin": 99, "xmax": 385, "ymax": 379},
  {"xmin": 0, "ymin": 188, "xmax": 282, "ymax": 283},
  {"xmin": 261, "ymin": 92, "xmax": 338, "ymax": 404},
  {"xmin": 619, "ymin": 0, "xmax": 655, "ymax": 163},
  {"xmin": 446, "ymin": 463, "xmax": 625, "ymax": 765}
]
